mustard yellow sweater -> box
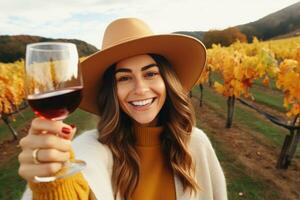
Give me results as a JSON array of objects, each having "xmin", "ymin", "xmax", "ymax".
[
  {"xmin": 29, "ymin": 126, "xmax": 175, "ymax": 200},
  {"xmin": 131, "ymin": 126, "xmax": 175, "ymax": 200}
]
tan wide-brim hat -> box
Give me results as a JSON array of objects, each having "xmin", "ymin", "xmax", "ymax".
[{"xmin": 80, "ymin": 18, "xmax": 207, "ymax": 115}]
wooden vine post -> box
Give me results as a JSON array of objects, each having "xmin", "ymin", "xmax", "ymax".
[
  {"xmin": 276, "ymin": 114, "xmax": 300, "ymax": 169},
  {"xmin": 238, "ymin": 98, "xmax": 300, "ymax": 169},
  {"xmin": 226, "ymin": 95, "xmax": 236, "ymax": 128}
]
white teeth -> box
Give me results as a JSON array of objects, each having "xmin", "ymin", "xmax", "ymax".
[{"xmin": 131, "ymin": 98, "xmax": 153, "ymax": 106}]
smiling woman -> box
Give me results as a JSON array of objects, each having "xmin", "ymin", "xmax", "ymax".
[
  {"xmin": 115, "ymin": 55, "xmax": 166, "ymax": 126},
  {"xmin": 19, "ymin": 18, "xmax": 227, "ymax": 200}
]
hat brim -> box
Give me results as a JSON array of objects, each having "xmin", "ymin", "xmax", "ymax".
[{"xmin": 79, "ymin": 34, "xmax": 206, "ymax": 114}]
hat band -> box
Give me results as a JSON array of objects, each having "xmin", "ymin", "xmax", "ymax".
[{"xmin": 102, "ymin": 33, "xmax": 153, "ymax": 50}]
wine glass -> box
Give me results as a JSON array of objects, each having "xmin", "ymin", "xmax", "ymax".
[{"xmin": 25, "ymin": 42, "xmax": 86, "ymax": 182}]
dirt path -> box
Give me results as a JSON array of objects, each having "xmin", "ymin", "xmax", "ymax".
[
  {"xmin": 0, "ymin": 123, "xmax": 30, "ymax": 166},
  {"xmin": 253, "ymin": 82, "xmax": 282, "ymax": 94},
  {"xmin": 191, "ymin": 97, "xmax": 300, "ymax": 200}
]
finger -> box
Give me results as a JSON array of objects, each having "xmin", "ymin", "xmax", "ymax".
[
  {"xmin": 18, "ymin": 149, "xmax": 31, "ymax": 163},
  {"xmin": 18, "ymin": 149, "xmax": 70, "ymax": 164},
  {"xmin": 59, "ymin": 124, "xmax": 77, "ymax": 140},
  {"xmin": 19, "ymin": 134, "xmax": 71, "ymax": 152},
  {"xmin": 36, "ymin": 149, "xmax": 70, "ymax": 163},
  {"xmin": 19, "ymin": 163, "xmax": 63, "ymax": 181},
  {"xmin": 29, "ymin": 118, "xmax": 73, "ymax": 136}
]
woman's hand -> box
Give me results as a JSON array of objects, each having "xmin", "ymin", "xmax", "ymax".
[{"xmin": 18, "ymin": 118, "xmax": 76, "ymax": 182}]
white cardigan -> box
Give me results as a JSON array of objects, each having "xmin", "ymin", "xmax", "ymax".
[{"xmin": 22, "ymin": 127, "xmax": 228, "ymax": 200}]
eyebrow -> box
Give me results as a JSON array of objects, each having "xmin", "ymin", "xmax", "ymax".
[{"xmin": 115, "ymin": 63, "xmax": 157, "ymax": 74}]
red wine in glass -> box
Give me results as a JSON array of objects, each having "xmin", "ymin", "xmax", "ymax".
[
  {"xmin": 27, "ymin": 86, "xmax": 83, "ymax": 120},
  {"xmin": 25, "ymin": 42, "xmax": 86, "ymax": 182}
]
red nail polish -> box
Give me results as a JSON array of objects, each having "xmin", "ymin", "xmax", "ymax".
[
  {"xmin": 62, "ymin": 127, "xmax": 71, "ymax": 134},
  {"xmin": 70, "ymin": 124, "xmax": 76, "ymax": 129}
]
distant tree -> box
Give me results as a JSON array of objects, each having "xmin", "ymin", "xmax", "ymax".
[
  {"xmin": 203, "ymin": 27, "xmax": 247, "ymax": 48},
  {"xmin": 0, "ymin": 35, "xmax": 98, "ymax": 63}
]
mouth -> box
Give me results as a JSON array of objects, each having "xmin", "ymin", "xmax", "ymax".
[{"xmin": 128, "ymin": 97, "xmax": 157, "ymax": 108}]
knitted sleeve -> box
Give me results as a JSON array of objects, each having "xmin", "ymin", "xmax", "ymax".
[
  {"xmin": 29, "ymin": 172, "xmax": 90, "ymax": 200},
  {"xmin": 28, "ymin": 150, "xmax": 90, "ymax": 200}
]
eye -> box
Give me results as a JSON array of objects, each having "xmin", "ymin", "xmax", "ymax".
[
  {"xmin": 145, "ymin": 71, "xmax": 159, "ymax": 78},
  {"xmin": 116, "ymin": 76, "xmax": 131, "ymax": 82}
]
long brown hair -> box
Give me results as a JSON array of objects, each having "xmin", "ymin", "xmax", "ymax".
[{"xmin": 97, "ymin": 54, "xmax": 199, "ymax": 199}]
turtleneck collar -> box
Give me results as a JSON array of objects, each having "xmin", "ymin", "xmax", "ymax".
[{"xmin": 133, "ymin": 126, "xmax": 164, "ymax": 146}]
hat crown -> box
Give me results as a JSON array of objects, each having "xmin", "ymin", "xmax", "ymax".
[{"xmin": 101, "ymin": 18, "xmax": 154, "ymax": 50}]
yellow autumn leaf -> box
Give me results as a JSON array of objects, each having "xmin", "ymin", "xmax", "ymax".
[{"xmin": 214, "ymin": 82, "xmax": 225, "ymax": 95}]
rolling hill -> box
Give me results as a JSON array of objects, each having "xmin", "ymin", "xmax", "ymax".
[
  {"xmin": 0, "ymin": 35, "xmax": 98, "ymax": 63},
  {"xmin": 176, "ymin": 1, "xmax": 300, "ymax": 42}
]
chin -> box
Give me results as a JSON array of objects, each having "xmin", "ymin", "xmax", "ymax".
[{"xmin": 133, "ymin": 116, "xmax": 157, "ymax": 126}]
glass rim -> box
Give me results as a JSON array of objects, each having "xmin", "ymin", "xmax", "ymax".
[{"xmin": 27, "ymin": 42, "xmax": 76, "ymax": 52}]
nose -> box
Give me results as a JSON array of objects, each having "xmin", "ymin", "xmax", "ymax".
[{"xmin": 133, "ymin": 77, "xmax": 149, "ymax": 95}]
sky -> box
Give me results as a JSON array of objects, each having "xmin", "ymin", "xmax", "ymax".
[{"xmin": 0, "ymin": 0, "xmax": 299, "ymax": 49}]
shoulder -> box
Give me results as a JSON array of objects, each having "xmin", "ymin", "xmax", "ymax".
[
  {"xmin": 73, "ymin": 129, "xmax": 99, "ymax": 145},
  {"xmin": 188, "ymin": 127, "xmax": 223, "ymax": 168},
  {"xmin": 72, "ymin": 130, "xmax": 115, "ymax": 199},
  {"xmin": 72, "ymin": 129, "xmax": 105, "ymax": 151},
  {"xmin": 188, "ymin": 126, "xmax": 216, "ymax": 157},
  {"xmin": 189, "ymin": 126, "xmax": 212, "ymax": 148},
  {"xmin": 189, "ymin": 128, "xmax": 228, "ymax": 199},
  {"xmin": 72, "ymin": 129, "xmax": 113, "ymax": 167}
]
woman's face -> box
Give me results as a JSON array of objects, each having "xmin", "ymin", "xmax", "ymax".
[{"xmin": 115, "ymin": 54, "xmax": 166, "ymax": 126}]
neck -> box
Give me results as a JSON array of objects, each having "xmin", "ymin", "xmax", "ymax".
[
  {"xmin": 133, "ymin": 125, "xmax": 163, "ymax": 146},
  {"xmin": 133, "ymin": 117, "xmax": 159, "ymax": 127}
]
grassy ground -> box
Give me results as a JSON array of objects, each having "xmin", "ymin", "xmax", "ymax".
[
  {"xmin": 193, "ymin": 85, "xmax": 298, "ymax": 199},
  {"xmin": 250, "ymin": 85, "xmax": 285, "ymax": 112},
  {"xmin": 0, "ymin": 108, "xmax": 34, "ymax": 141},
  {"xmin": 192, "ymin": 86, "xmax": 300, "ymax": 156},
  {"xmin": 253, "ymin": 77, "xmax": 279, "ymax": 91},
  {"xmin": 0, "ymin": 157, "xmax": 26, "ymax": 200},
  {"xmin": 0, "ymin": 108, "xmax": 98, "ymax": 141},
  {"xmin": 200, "ymin": 123, "xmax": 288, "ymax": 200},
  {"xmin": 210, "ymin": 72, "xmax": 286, "ymax": 113},
  {"xmin": 0, "ymin": 108, "xmax": 98, "ymax": 200}
]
